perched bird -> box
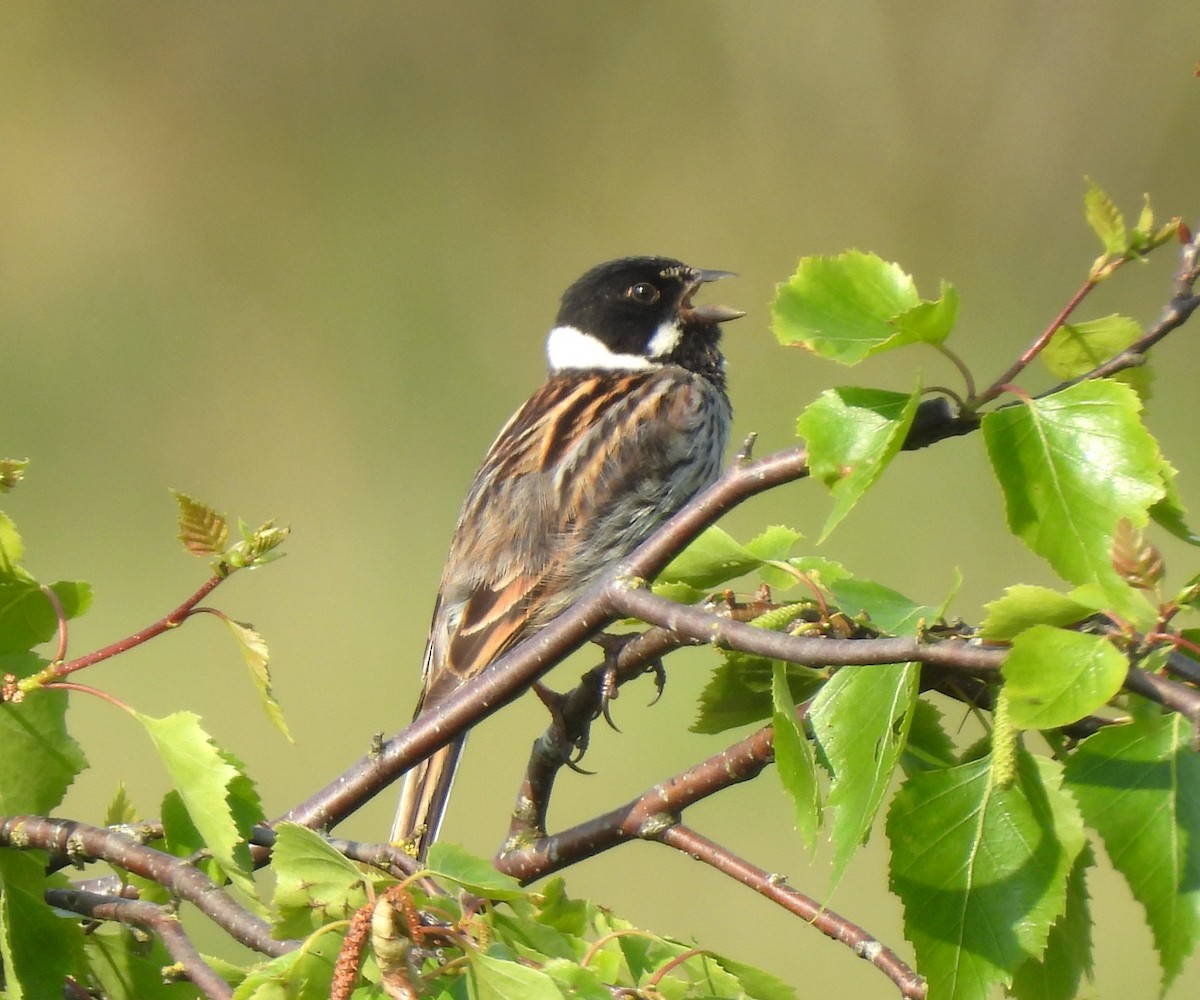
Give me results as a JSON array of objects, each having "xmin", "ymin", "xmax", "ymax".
[{"xmin": 392, "ymin": 256, "xmax": 742, "ymax": 856}]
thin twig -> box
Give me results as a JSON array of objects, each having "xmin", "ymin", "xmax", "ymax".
[{"xmin": 656, "ymin": 825, "xmax": 927, "ymax": 999}]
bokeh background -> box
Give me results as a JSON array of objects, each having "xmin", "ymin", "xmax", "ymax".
[{"xmin": 4, "ymin": 2, "xmax": 1198, "ymax": 995}]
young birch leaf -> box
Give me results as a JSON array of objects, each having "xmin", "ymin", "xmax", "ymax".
[
  {"xmin": 980, "ymin": 584, "xmax": 1104, "ymax": 642},
  {"xmin": 798, "ymin": 386, "xmax": 921, "ymax": 542},
  {"xmin": 771, "ymin": 661, "xmax": 821, "ymax": 853},
  {"xmin": 829, "ymin": 578, "xmax": 939, "ymax": 635},
  {"xmin": 981, "ymin": 380, "xmax": 1165, "ymax": 617},
  {"xmin": 1063, "ymin": 714, "xmax": 1200, "ymax": 991},
  {"xmin": 1084, "ymin": 181, "xmax": 1127, "ymax": 256},
  {"xmin": 171, "ymin": 490, "xmax": 229, "ymax": 558},
  {"xmin": 134, "ymin": 710, "xmax": 264, "ymax": 902},
  {"xmin": 1151, "ymin": 457, "xmax": 1200, "ymax": 545},
  {"xmin": 772, "ymin": 251, "xmax": 918, "ymax": 363},
  {"xmin": 427, "ymin": 842, "xmax": 529, "ymax": 901},
  {"xmin": 0, "ymin": 653, "xmax": 87, "ymax": 814},
  {"xmin": 219, "ymin": 617, "xmax": 293, "ymax": 741},
  {"xmin": 1010, "ymin": 845, "xmax": 1095, "ymax": 1000},
  {"xmin": 658, "ymin": 525, "xmax": 761, "ymax": 588},
  {"xmin": 888, "ymin": 280, "xmax": 959, "ymax": 347},
  {"xmin": 469, "ymin": 949, "xmax": 567, "ymax": 1000},
  {"xmin": 1001, "ymin": 626, "xmax": 1127, "ymax": 730},
  {"xmin": 693, "ymin": 654, "xmax": 824, "ymax": 734},
  {"xmin": 887, "ymin": 752, "xmax": 1086, "ymax": 1000},
  {"xmin": 103, "ymin": 782, "xmax": 138, "ymax": 827},
  {"xmin": 1043, "ymin": 314, "xmax": 1151, "ymax": 398},
  {"xmin": 0, "ymin": 851, "xmax": 86, "ymax": 1000},
  {"xmin": 810, "ymin": 660, "xmax": 919, "ymax": 887},
  {"xmin": 272, "ymin": 822, "xmax": 373, "ymax": 937}
]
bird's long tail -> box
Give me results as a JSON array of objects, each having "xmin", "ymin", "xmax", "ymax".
[{"xmin": 390, "ymin": 737, "xmax": 465, "ymax": 859}]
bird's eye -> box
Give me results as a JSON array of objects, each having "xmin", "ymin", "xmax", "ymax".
[{"xmin": 627, "ymin": 282, "xmax": 660, "ymax": 304}]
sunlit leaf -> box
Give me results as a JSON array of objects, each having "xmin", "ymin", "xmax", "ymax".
[{"xmin": 1001, "ymin": 626, "xmax": 1127, "ymax": 730}]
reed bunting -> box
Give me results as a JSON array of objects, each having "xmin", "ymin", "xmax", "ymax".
[{"xmin": 392, "ymin": 256, "xmax": 741, "ymax": 855}]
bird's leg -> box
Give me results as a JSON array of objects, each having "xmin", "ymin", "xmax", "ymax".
[{"xmin": 591, "ymin": 631, "xmax": 667, "ymax": 731}]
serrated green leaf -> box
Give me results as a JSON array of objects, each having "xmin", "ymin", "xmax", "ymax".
[
  {"xmin": 798, "ymin": 386, "xmax": 921, "ymax": 541},
  {"xmin": 707, "ymin": 953, "xmax": 799, "ymax": 1000},
  {"xmin": 657, "ymin": 525, "xmax": 761, "ymax": 589},
  {"xmin": 0, "ymin": 653, "xmax": 87, "ymax": 814},
  {"xmin": 426, "ymin": 842, "xmax": 529, "ymax": 901},
  {"xmin": 771, "ymin": 662, "xmax": 821, "ymax": 853},
  {"xmin": 103, "ymin": 783, "xmax": 138, "ymax": 827},
  {"xmin": 134, "ymin": 710, "xmax": 264, "ymax": 901},
  {"xmin": 0, "ymin": 460, "xmax": 28, "ymax": 493},
  {"xmin": 980, "ymin": 584, "xmax": 1104, "ymax": 641},
  {"xmin": 541, "ymin": 959, "xmax": 613, "ymax": 1000},
  {"xmin": 171, "ymin": 490, "xmax": 229, "ymax": 558},
  {"xmin": 1001, "ymin": 626, "xmax": 1127, "ymax": 730},
  {"xmin": 901, "ymin": 699, "xmax": 959, "ymax": 774},
  {"xmin": 0, "ymin": 850, "xmax": 87, "ymax": 1000},
  {"xmin": 0, "ymin": 510, "xmax": 24, "ymax": 574},
  {"xmin": 1043, "ymin": 314, "xmax": 1151, "ymax": 399},
  {"xmin": 231, "ymin": 929, "xmax": 340, "ymax": 1000},
  {"xmin": 828, "ymin": 578, "xmax": 938, "ymax": 635},
  {"xmin": 1150, "ymin": 457, "xmax": 1200, "ymax": 545},
  {"xmin": 83, "ymin": 923, "xmax": 198, "ymax": 1000},
  {"xmin": 743, "ymin": 524, "xmax": 803, "ymax": 563},
  {"xmin": 772, "ymin": 251, "xmax": 936, "ymax": 363},
  {"xmin": 272, "ymin": 822, "xmax": 373, "ymax": 938},
  {"xmin": 218, "ymin": 617, "xmax": 293, "ymax": 741},
  {"xmin": 1010, "ymin": 844, "xmax": 1095, "ymax": 1000},
  {"xmin": 811, "ymin": 661, "xmax": 918, "ymax": 886},
  {"xmin": 889, "ymin": 280, "xmax": 959, "ymax": 347},
  {"xmin": 982, "ymin": 380, "xmax": 1165, "ymax": 617},
  {"xmin": 1084, "ymin": 181, "xmax": 1127, "ymax": 255},
  {"xmin": 888, "ymin": 752, "xmax": 1086, "ymax": 1000},
  {"xmin": 470, "ymin": 949, "xmax": 567, "ymax": 1000},
  {"xmin": 692, "ymin": 653, "xmax": 824, "ymax": 734},
  {"xmin": 1063, "ymin": 714, "xmax": 1200, "ymax": 990}
]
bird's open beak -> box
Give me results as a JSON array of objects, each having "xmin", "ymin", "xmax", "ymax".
[{"xmin": 681, "ymin": 269, "xmax": 745, "ymax": 323}]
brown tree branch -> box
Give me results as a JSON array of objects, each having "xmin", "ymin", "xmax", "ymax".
[
  {"xmin": 0, "ymin": 816, "xmax": 295, "ymax": 958},
  {"xmin": 46, "ymin": 887, "xmax": 233, "ymax": 1000}
]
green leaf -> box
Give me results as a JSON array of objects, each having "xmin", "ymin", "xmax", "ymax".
[
  {"xmin": 1010, "ymin": 845, "xmax": 1095, "ymax": 1000},
  {"xmin": 134, "ymin": 710, "xmax": 264, "ymax": 901},
  {"xmin": 83, "ymin": 923, "xmax": 198, "ymax": 1000},
  {"xmin": 0, "ymin": 510, "xmax": 24, "ymax": 572},
  {"xmin": 743, "ymin": 524, "xmax": 803, "ymax": 563},
  {"xmin": 272, "ymin": 822, "xmax": 373, "ymax": 938},
  {"xmin": 1063, "ymin": 714, "xmax": 1200, "ymax": 991},
  {"xmin": 231, "ymin": 930, "xmax": 340, "ymax": 1000},
  {"xmin": 1043, "ymin": 314, "xmax": 1151, "ymax": 399},
  {"xmin": 772, "ymin": 251, "xmax": 954, "ymax": 363},
  {"xmin": 0, "ymin": 653, "xmax": 88, "ymax": 814},
  {"xmin": 1150, "ymin": 457, "xmax": 1200, "ymax": 545},
  {"xmin": 171, "ymin": 490, "xmax": 229, "ymax": 558},
  {"xmin": 1084, "ymin": 181, "xmax": 1127, "ymax": 256},
  {"xmin": 771, "ymin": 662, "xmax": 821, "ymax": 853},
  {"xmin": 426, "ymin": 842, "xmax": 529, "ymax": 901},
  {"xmin": 218, "ymin": 617, "xmax": 293, "ymax": 741},
  {"xmin": 469, "ymin": 949, "xmax": 567, "ymax": 1000},
  {"xmin": 889, "ymin": 280, "xmax": 960, "ymax": 348},
  {"xmin": 982, "ymin": 380, "xmax": 1165, "ymax": 616},
  {"xmin": 657, "ymin": 525, "xmax": 761, "ymax": 589},
  {"xmin": 103, "ymin": 782, "xmax": 138, "ymax": 827},
  {"xmin": 980, "ymin": 584, "xmax": 1104, "ymax": 641},
  {"xmin": 829, "ymin": 578, "xmax": 939, "ymax": 635},
  {"xmin": 707, "ymin": 953, "xmax": 800, "ymax": 1000},
  {"xmin": 0, "ymin": 459, "xmax": 28, "ymax": 493},
  {"xmin": 797, "ymin": 386, "xmax": 921, "ymax": 541},
  {"xmin": 810, "ymin": 661, "xmax": 919, "ymax": 886},
  {"xmin": 901, "ymin": 699, "xmax": 959, "ymax": 774},
  {"xmin": 887, "ymin": 751, "xmax": 1086, "ymax": 1000},
  {"xmin": 1001, "ymin": 626, "xmax": 1127, "ymax": 730},
  {"xmin": 0, "ymin": 851, "xmax": 86, "ymax": 1000},
  {"xmin": 693, "ymin": 653, "xmax": 824, "ymax": 734}
]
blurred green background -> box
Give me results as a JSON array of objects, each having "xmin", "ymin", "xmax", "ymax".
[{"xmin": 3, "ymin": 2, "xmax": 1198, "ymax": 995}]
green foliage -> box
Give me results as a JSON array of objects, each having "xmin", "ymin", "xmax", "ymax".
[{"xmin": 2, "ymin": 184, "xmax": 1199, "ymax": 999}]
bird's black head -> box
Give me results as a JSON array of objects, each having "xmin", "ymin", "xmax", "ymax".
[{"xmin": 546, "ymin": 256, "xmax": 742, "ymax": 386}]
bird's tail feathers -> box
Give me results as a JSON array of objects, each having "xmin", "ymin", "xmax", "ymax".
[{"xmin": 390, "ymin": 737, "xmax": 465, "ymax": 859}]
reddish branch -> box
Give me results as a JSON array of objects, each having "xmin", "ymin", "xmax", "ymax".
[{"xmin": 657, "ymin": 825, "xmax": 927, "ymax": 1000}]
